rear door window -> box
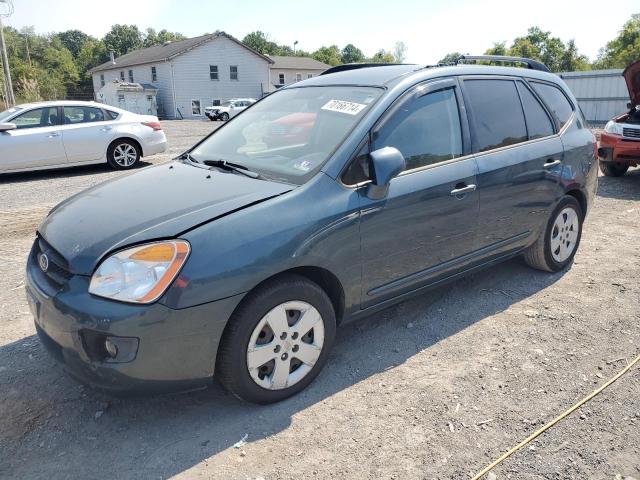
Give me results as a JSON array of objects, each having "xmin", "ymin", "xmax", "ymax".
[
  {"xmin": 373, "ymin": 87, "xmax": 463, "ymax": 171},
  {"xmin": 516, "ymin": 82, "xmax": 555, "ymax": 139},
  {"xmin": 464, "ymin": 79, "xmax": 527, "ymax": 152},
  {"xmin": 63, "ymin": 106, "xmax": 105, "ymax": 124},
  {"xmin": 530, "ymin": 82, "xmax": 574, "ymax": 129}
]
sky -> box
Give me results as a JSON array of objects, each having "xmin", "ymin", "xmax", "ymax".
[{"xmin": 2, "ymin": 0, "xmax": 638, "ymax": 63}]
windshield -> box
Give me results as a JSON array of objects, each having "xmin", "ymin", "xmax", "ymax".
[
  {"xmin": 221, "ymin": 101, "xmax": 232, "ymax": 107},
  {"xmin": 0, "ymin": 106, "xmax": 22, "ymax": 122},
  {"xmin": 189, "ymin": 86, "xmax": 382, "ymax": 184}
]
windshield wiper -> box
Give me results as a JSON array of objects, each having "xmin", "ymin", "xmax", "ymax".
[{"xmin": 202, "ymin": 159, "xmax": 261, "ymax": 179}]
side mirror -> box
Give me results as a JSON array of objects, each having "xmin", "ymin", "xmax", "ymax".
[
  {"xmin": 0, "ymin": 122, "xmax": 16, "ymax": 132},
  {"xmin": 366, "ymin": 147, "xmax": 406, "ymax": 200}
]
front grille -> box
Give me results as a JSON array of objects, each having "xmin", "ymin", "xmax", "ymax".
[
  {"xmin": 35, "ymin": 236, "xmax": 72, "ymax": 287},
  {"xmin": 623, "ymin": 127, "xmax": 640, "ymax": 139}
]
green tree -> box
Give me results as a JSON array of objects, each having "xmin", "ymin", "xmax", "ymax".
[
  {"xmin": 438, "ymin": 52, "xmax": 465, "ymax": 64},
  {"xmin": 56, "ymin": 29, "xmax": 91, "ymax": 57},
  {"xmin": 104, "ymin": 24, "xmax": 143, "ymax": 57},
  {"xmin": 594, "ymin": 13, "xmax": 640, "ymax": 68},
  {"xmin": 559, "ymin": 39, "xmax": 590, "ymax": 71},
  {"xmin": 312, "ymin": 45, "xmax": 342, "ymax": 66},
  {"xmin": 393, "ymin": 41, "xmax": 407, "ymax": 63},
  {"xmin": 370, "ymin": 49, "xmax": 395, "ymax": 63},
  {"xmin": 143, "ymin": 28, "xmax": 186, "ymax": 47},
  {"xmin": 341, "ymin": 44, "xmax": 365, "ymax": 63},
  {"xmin": 484, "ymin": 42, "xmax": 507, "ymax": 56}
]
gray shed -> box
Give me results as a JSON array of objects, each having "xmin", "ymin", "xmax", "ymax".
[
  {"xmin": 96, "ymin": 81, "xmax": 159, "ymax": 116},
  {"xmin": 559, "ymin": 69, "xmax": 630, "ymax": 126}
]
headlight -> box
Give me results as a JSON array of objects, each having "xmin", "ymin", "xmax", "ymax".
[
  {"xmin": 604, "ymin": 120, "xmax": 623, "ymax": 135},
  {"xmin": 89, "ymin": 240, "xmax": 190, "ymax": 304}
]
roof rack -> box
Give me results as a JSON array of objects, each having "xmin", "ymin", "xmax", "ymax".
[
  {"xmin": 456, "ymin": 55, "xmax": 550, "ymax": 73},
  {"xmin": 320, "ymin": 63, "xmax": 408, "ymax": 75}
]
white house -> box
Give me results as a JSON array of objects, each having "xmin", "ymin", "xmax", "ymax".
[
  {"xmin": 268, "ymin": 55, "xmax": 331, "ymax": 90},
  {"xmin": 90, "ymin": 32, "xmax": 273, "ymax": 119}
]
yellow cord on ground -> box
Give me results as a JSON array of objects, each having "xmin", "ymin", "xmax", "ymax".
[{"xmin": 471, "ymin": 351, "xmax": 640, "ymax": 480}]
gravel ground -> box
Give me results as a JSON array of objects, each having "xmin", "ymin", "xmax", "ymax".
[{"xmin": 0, "ymin": 122, "xmax": 639, "ymax": 480}]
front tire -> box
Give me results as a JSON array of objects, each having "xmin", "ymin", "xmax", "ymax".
[
  {"xmin": 220, "ymin": 112, "xmax": 229, "ymax": 122},
  {"xmin": 216, "ymin": 274, "xmax": 336, "ymax": 404},
  {"xmin": 599, "ymin": 161, "xmax": 628, "ymax": 177},
  {"xmin": 107, "ymin": 140, "xmax": 140, "ymax": 170},
  {"xmin": 523, "ymin": 196, "xmax": 583, "ymax": 272}
]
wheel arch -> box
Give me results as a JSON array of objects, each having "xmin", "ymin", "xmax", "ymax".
[
  {"xmin": 107, "ymin": 136, "xmax": 144, "ymax": 159},
  {"xmin": 564, "ymin": 188, "xmax": 587, "ymax": 219}
]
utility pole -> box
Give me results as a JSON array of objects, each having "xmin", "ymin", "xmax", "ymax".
[
  {"xmin": 293, "ymin": 40, "xmax": 298, "ymax": 54},
  {"xmin": 0, "ymin": 0, "xmax": 14, "ymax": 106}
]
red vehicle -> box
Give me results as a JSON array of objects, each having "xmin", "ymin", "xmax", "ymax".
[
  {"xmin": 599, "ymin": 60, "xmax": 640, "ymax": 176},
  {"xmin": 264, "ymin": 112, "xmax": 316, "ymax": 148}
]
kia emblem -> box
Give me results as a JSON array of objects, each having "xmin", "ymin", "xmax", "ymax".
[{"xmin": 38, "ymin": 253, "xmax": 49, "ymax": 273}]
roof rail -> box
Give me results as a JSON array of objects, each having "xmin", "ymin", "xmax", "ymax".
[
  {"xmin": 457, "ymin": 55, "xmax": 550, "ymax": 73},
  {"xmin": 320, "ymin": 63, "xmax": 409, "ymax": 75}
]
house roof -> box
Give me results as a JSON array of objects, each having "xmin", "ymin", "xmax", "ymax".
[
  {"xmin": 268, "ymin": 55, "xmax": 331, "ymax": 71},
  {"xmin": 90, "ymin": 32, "xmax": 273, "ymax": 74}
]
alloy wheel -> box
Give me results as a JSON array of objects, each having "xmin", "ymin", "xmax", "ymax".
[
  {"xmin": 550, "ymin": 207, "xmax": 579, "ymax": 263},
  {"xmin": 246, "ymin": 301, "xmax": 325, "ymax": 390},
  {"xmin": 113, "ymin": 144, "xmax": 138, "ymax": 167}
]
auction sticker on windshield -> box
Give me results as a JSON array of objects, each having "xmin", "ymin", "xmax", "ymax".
[{"xmin": 321, "ymin": 99, "xmax": 367, "ymax": 115}]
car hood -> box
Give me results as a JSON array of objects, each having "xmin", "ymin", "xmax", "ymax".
[
  {"xmin": 39, "ymin": 162, "xmax": 293, "ymax": 275},
  {"xmin": 623, "ymin": 60, "xmax": 640, "ymax": 108}
]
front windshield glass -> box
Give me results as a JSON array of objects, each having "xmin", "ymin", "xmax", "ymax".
[
  {"xmin": 0, "ymin": 106, "xmax": 22, "ymax": 122},
  {"xmin": 190, "ymin": 86, "xmax": 383, "ymax": 184},
  {"xmin": 221, "ymin": 101, "xmax": 232, "ymax": 107}
]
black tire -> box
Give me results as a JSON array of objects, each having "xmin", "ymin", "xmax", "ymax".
[
  {"xmin": 523, "ymin": 196, "xmax": 583, "ymax": 272},
  {"xmin": 216, "ymin": 274, "xmax": 336, "ymax": 404},
  {"xmin": 220, "ymin": 112, "xmax": 229, "ymax": 121},
  {"xmin": 107, "ymin": 139, "xmax": 140, "ymax": 170},
  {"xmin": 599, "ymin": 161, "xmax": 628, "ymax": 177}
]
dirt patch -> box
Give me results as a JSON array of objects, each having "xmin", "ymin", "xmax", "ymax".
[{"xmin": 0, "ymin": 206, "xmax": 53, "ymax": 240}]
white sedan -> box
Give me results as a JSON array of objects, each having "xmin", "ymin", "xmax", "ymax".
[{"xmin": 0, "ymin": 101, "xmax": 167, "ymax": 173}]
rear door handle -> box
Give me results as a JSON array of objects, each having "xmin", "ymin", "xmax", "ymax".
[
  {"xmin": 450, "ymin": 184, "xmax": 477, "ymax": 196},
  {"xmin": 100, "ymin": 126, "xmax": 113, "ymax": 132},
  {"xmin": 544, "ymin": 159, "xmax": 562, "ymax": 168}
]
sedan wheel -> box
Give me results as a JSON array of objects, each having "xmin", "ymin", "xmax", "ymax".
[
  {"xmin": 107, "ymin": 140, "xmax": 140, "ymax": 170},
  {"xmin": 247, "ymin": 301, "xmax": 325, "ymax": 390}
]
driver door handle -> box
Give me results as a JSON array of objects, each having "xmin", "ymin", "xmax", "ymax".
[
  {"xmin": 450, "ymin": 184, "xmax": 477, "ymax": 196},
  {"xmin": 544, "ymin": 159, "xmax": 562, "ymax": 168}
]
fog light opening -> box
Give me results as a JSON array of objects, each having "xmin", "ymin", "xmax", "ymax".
[{"xmin": 104, "ymin": 338, "xmax": 119, "ymax": 359}]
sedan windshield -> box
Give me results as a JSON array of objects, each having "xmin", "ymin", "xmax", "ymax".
[
  {"xmin": 0, "ymin": 106, "xmax": 22, "ymax": 122},
  {"xmin": 189, "ymin": 86, "xmax": 382, "ymax": 184}
]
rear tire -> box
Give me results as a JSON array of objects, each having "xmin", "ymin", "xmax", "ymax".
[
  {"xmin": 216, "ymin": 274, "xmax": 336, "ymax": 404},
  {"xmin": 523, "ymin": 196, "xmax": 583, "ymax": 272},
  {"xmin": 599, "ymin": 161, "xmax": 628, "ymax": 177},
  {"xmin": 107, "ymin": 140, "xmax": 140, "ymax": 170}
]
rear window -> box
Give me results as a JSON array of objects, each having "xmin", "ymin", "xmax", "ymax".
[
  {"xmin": 105, "ymin": 110, "xmax": 119, "ymax": 120},
  {"xmin": 516, "ymin": 82, "xmax": 555, "ymax": 139},
  {"xmin": 530, "ymin": 82, "xmax": 574, "ymax": 129},
  {"xmin": 465, "ymin": 79, "xmax": 527, "ymax": 152}
]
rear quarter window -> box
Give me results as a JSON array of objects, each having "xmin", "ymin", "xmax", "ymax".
[
  {"xmin": 530, "ymin": 82, "xmax": 574, "ymax": 129},
  {"xmin": 464, "ymin": 79, "xmax": 527, "ymax": 152},
  {"xmin": 105, "ymin": 110, "xmax": 120, "ymax": 120},
  {"xmin": 516, "ymin": 82, "xmax": 555, "ymax": 139}
]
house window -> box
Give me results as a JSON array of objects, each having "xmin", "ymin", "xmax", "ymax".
[
  {"xmin": 230, "ymin": 65, "xmax": 238, "ymax": 80},
  {"xmin": 212, "ymin": 99, "xmax": 221, "ymax": 106},
  {"xmin": 128, "ymin": 70, "xmax": 134, "ymax": 82},
  {"xmin": 296, "ymin": 72, "xmax": 302, "ymax": 82},
  {"xmin": 278, "ymin": 73, "xmax": 285, "ymax": 85},
  {"xmin": 151, "ymin": 66, "xmax": 157, "ymax": 82},
  {"xmin": 120, "ymin": 71, "xmax": 125, "ymax": 81},
  {"xmin": 191, "ymin": 100, "xmax": 202, "ymax": 115},
  {"xmin": 307, "ymin": 73, "xmax": 313, "ymax": 79},
  {"xmin": 100, "ymin": 74, "xmax": 105, "ymax": 87},
  {"xmin": 209, "ymin": 65, "xmax": 219, "ymax": 80}
]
